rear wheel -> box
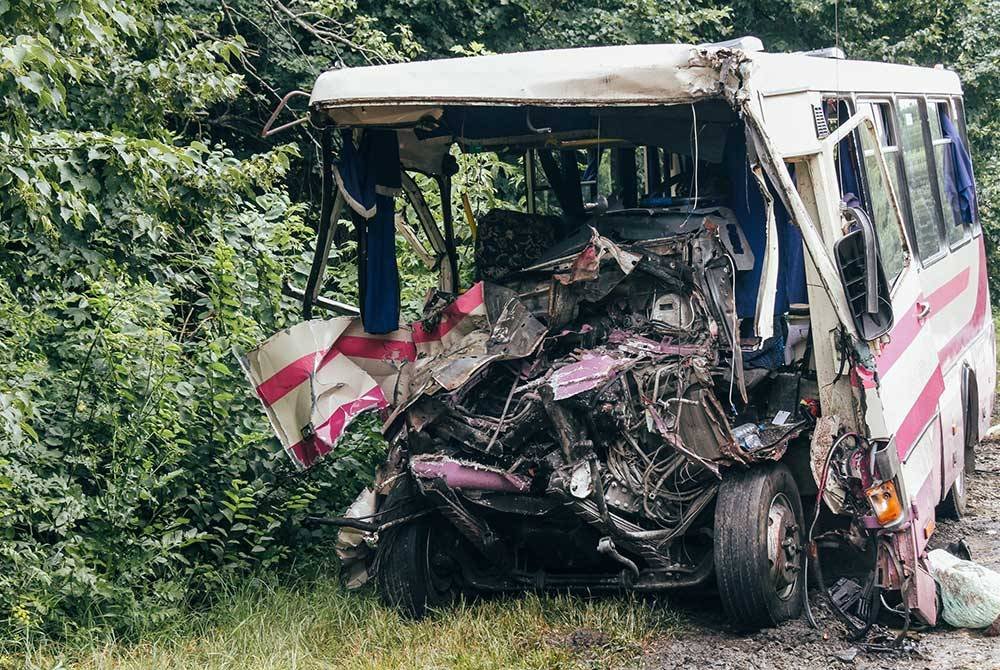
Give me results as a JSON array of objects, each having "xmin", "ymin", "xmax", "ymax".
[
  {"xmin": 940, "ymin": 465, "xmax": 968, "ymax": 519},
  {"xmin": 963, "ymin": 369, "xmax": 979, "ymax": 476},
  {"xmin": 714, "ymin": 463, "xmax": 804, "ymax": 629},
  {"xmin": 941, "ymin": 394, "xmax": 977, "ymax": 519}
]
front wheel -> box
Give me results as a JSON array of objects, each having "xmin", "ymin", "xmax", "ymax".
[
  {"xmin": 375, "ymin": 482, "xmax": 459, "ymax": 618},
  {"xmin": 714, "ymin": 463, "xmax": 805, "ymax": 629},
  {"xmin": 376, "ymin": 515, "xmax": 457, "ymax": 618}
]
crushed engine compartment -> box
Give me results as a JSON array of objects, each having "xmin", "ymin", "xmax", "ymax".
[{"xmin": 343, "ymin": 205, "xmax": 818, "ymax": 593}]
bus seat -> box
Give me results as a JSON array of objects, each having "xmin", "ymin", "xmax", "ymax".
[{"xmin": 474, "ymin": 208, "xmax": 561, "ymax": 282}]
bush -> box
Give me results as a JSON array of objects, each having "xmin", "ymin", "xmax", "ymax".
[{"xmin": 0, "ymin": 1, "xmax": 393, "ymax": 642}]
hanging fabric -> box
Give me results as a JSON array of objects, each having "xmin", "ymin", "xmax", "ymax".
[
  {"xmin": 940, "ymin": 114, "xmax": 978, "ymax": 225},
  {"xmin": 333, "ymin": 128, "xmax": 401, "ymax": 334}
]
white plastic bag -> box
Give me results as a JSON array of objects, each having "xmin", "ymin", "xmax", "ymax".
[{"xmin": 927, "ymin": 548, "xmax": 1000, "ymax": 629}]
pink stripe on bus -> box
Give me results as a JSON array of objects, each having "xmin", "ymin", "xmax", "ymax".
[
  {"xmin": 336, "ymin": 335, "xmax": 416, "ymax": 361},
  {"xmin": 853, "ymin": 365, "xmax": 878, "ymax": 389},
  {"xmin": 937, "ymin": 247, "xmax": 989, "ymax": 370},
  {"xmin": 927, "ymin": 266, "xmax": 970, "ymax": 311},
  {"xmin": 876, "ymin": 301, "xmax": 922, "ymax": 376},
  {"xmin": 289, "ymin": 385, "xmax": 387, "ymax": 467},
  {"xmin": 412, "ymin": 281, "xmax": 485, "ymax": 343},
  {"xmin": 895, "ymin": 368, "xmax": 945, "ymax": 459},
  {"xmin": 256, "ymin": 347, "xmax": 341, "ymax": 407},
  {"xmin": 878, "ymin": 259, "xmax": 978, "ymax": 378}
]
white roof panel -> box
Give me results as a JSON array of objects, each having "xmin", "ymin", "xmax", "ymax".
[
  {"xmin": 309, "ymin": 44, "xmax": 963, "ymax": 127},
  {"xmin": 309, "ymin": 44, "xmax": 721, "ymax": 116}
]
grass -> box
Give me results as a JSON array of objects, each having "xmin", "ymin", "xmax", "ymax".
[
  {"xmin": 15, "ymin": 577, "xmax": 682, "ymax": 670},
  {"xmin": 25, "ymin": 313, "xmax": 999, "ymax": 670}
]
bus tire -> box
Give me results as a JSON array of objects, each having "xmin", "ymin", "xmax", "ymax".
[
  {"xmin": 714, "ymin": 463, "xmax": 804, "ymax": 629},
  {"xmin": 963, "ymin": 369, "xmax": 979, "ymax": 477},
  {"xmin": 940, "ymin": 466, "xmax": 968, "ymax": 519},
  {"xmin": 375, "ymin": 482, "xmax": 455, "ymax": 618},
  {"xmin": 941, "ymin": 383, "xmax": 977, "ymax": 519}
]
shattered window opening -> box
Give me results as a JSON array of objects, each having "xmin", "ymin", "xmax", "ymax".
[
  {"xmin": 254, "ymin": 104, "xmax": 818, "ymax": 589},
  {"xmin": 896, "ymin": 97, "xmax": 945, "ymax": 263},
  {"xmin": 857, "ymin": 119, "xmax": 907, "ymax": 284}
]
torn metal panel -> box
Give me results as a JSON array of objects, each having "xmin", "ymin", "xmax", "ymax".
[
  {"xmin": 553, "ymin": 229, "xmax": 642, "ymax": 285},
  {"xmin": 749, "ymin": 163, "xmax": 778, "ymax": 341},
  {"xmin": 239, "ymin": 318, "xmax": 393, "ymax": 468},
  {"xmin": 810, "ymin": 414, "xmax": 847, "ymax": 513},
  {"xmin": 335, "ymin": 487, "xmax": 376, "ymax": 589},
  {"xmin": 645, "ymin": 402, "xmax": 723, "ymax": 477},
  {"xmin": 549, "ymin": 354, "xmax": 624, "ymax": 401},
  {"xmin": 410, "ymin": 454, "xmax": 532, "ymax": 493}
]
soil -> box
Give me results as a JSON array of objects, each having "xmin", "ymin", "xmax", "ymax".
[{"xmin": 630, "ymin": 430, "xmax": 1000, "ymax": 670}]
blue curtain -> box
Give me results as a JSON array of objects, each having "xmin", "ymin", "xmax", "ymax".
[
  {"xmin": 940, "ymin": 114, "xmax": 978, "ymax": 225},
  {"xmin": 723, "ymin": 125, "xmax": 806, "ymax": 319},
  {"xmin": 334, "ymin": 129, "xmax": 401, "ymax": 334}
]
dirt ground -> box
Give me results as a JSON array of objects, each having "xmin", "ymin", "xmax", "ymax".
[{"xmin": 631, "ymin": 431, "xmax": 1000, "ymax": 670}]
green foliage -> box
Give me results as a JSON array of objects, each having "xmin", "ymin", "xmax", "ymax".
[
  {"xmin": 0, "ymin": 0, "xmax": 386, "ymax": 644},
  {"xmin": 362, "ymin": 0, "xmax": 729, "ymax": 56}
]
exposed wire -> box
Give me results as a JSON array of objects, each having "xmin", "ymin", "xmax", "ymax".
[
  {"xmin": 485, "ymin": 370, "xmax": 520, "ymax": 453},
  {"xmin": 803, "ymin": 431, "xmax": 863, "ymax": 628}
]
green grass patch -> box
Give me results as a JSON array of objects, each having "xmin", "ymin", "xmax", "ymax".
[{"xmin": 18, "ymin": 577, "xmax": 682, "ymax": 670}]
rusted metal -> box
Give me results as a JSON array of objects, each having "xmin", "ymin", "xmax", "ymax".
[{"xmin": 261, "ymin": 90, "xmax": 310, "ymax": 137}]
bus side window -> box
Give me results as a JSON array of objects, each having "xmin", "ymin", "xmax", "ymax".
[
  {"xmin": 825, "ymin": 97, "xmax": 866, "ymax": 204},
  {"xmin": 930, "ymin": 100, "xmax": 970, "ymax": 246},
  {"xmin": 860, "ymin": 101, "xmax": 905, "ymax": 206},
  {"xmin": 896, "ymin": 97, "xmax": 944, "ymax": 263},
  {"xmin": 857, "ymin": 121, "xmax": 906, "ymax": 284}
]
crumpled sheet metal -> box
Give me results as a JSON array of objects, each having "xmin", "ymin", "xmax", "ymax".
[
  {"xmin": 410, "ymin": 454, "xmax": 532, "ymax": 493},
  {"xmin": 240, "ymin": 318, "xmax": 401, "ymax": 468},
  {"xmin": 426, "ymin": 289, "xmax": 548, "ymax": 393},
  {"xmin": 244, "ymin": 281, "xmax": 547, "ymax": 468},
  {"xmin": 554, "ymin": 228, "xmax": 642, "ymax": 286},
  {"xmin": 336, "ymin": 487, "xmax": 376, "ymax": 589},
  {"xmin": 606, "ymin": 330, "xmax": 708, "ymax": 358},
  {"xmin": 549, "ymin": 354, "xmax": 623, "ymax": 401},
  {"xmin": 645, "ymin": 402, "xmax": 722, "ymax": 478}
]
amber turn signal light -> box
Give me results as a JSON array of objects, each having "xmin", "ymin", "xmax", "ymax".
[{"xmin": 865, "ymin": 480, "xmax": 903, "ymax": 526}]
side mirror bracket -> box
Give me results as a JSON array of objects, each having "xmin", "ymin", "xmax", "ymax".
[{"xmin": 834, "ymin": 206, "xmax": 894, "ymax": 340}]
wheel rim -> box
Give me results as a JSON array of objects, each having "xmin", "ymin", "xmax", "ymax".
[
  {"xmin": 766, "ymin": 493, "xmax": 801, "ymax": 601},
  {"xmin": 423, "ymin": 524, "xmax": 456, "ymax": 596}
]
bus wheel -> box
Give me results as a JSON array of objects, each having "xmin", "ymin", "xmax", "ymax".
[
  {"xmin": 941, "ymin": 394, "xmax": 977, "ymax": 520},
  {"xmin": 940, "ymin": 462, "xmax": 969, "ymax": 519},
  {"xmin": 714, "ymin": 463, "xmax": 804, "ymax": 629},
  {"xmin": 375, "ymin": 484, "xmax": 457, "ymax": 618}
]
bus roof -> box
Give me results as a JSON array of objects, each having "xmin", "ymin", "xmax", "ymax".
[{"xmin": 309, "ymin": 42, "xmax": 962, "ymax": 126}]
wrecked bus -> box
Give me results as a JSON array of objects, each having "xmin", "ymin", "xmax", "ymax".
[{"xmin": 242, "ymin": 39, "xmax": 995, "ymax": 629}]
